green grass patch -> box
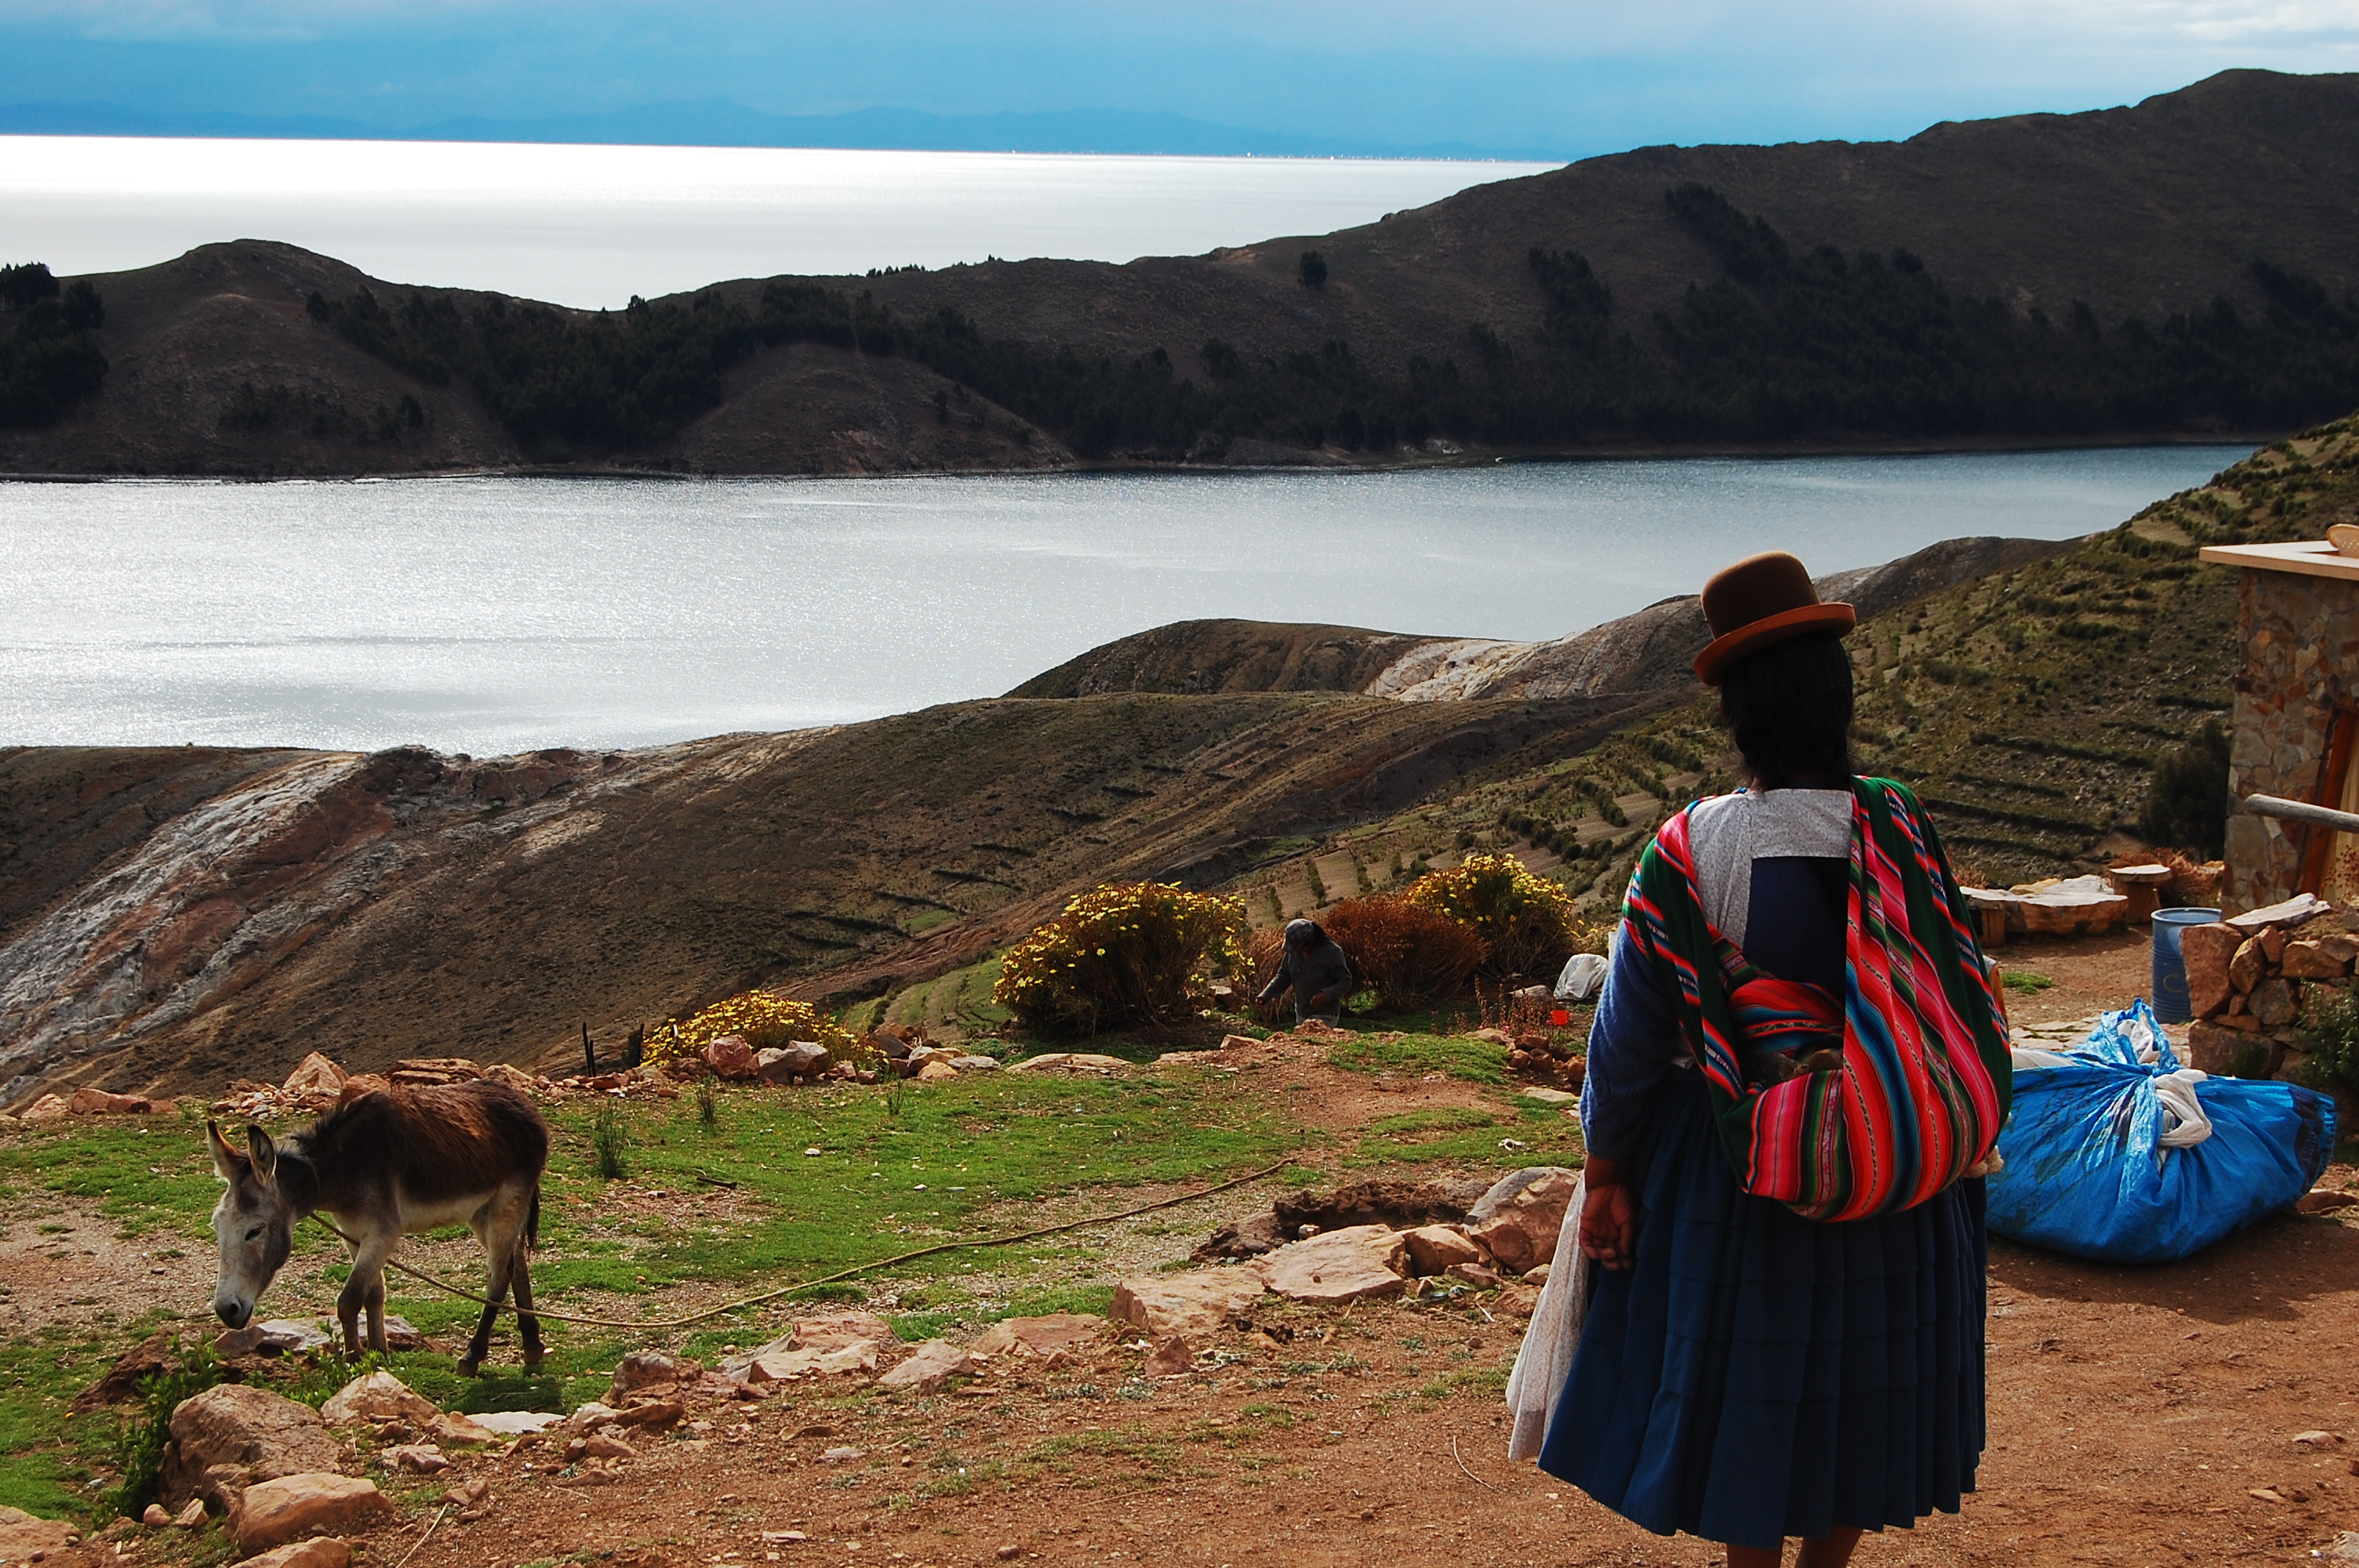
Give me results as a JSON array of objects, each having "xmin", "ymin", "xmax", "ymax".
[
  {"xmin": 0, "ymin": 1114, "xmax": 224, "ymax": 1240},
  {"xmin": 1324, "ymin": 1032, "xmax": 1509, "ymax": 1085},
  {"xmin": 2000, "ymin": 971, "xmax": 2055, "ymax": 994}
]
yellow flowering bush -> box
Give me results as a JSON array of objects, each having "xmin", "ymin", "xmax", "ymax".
[
  {"xmin": 1405, "ymin": 852, "xmax": 1600, "ymax": 980},
  {"xmin": 994, "ymin": 882, "xmax": 1249, "ymax": 1036},
  {"xmin": 643, "ymin": 990, "xmax": 859, "ymax": 1067}
]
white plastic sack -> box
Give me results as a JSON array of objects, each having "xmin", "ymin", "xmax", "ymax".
[
  {"xmin": 1555, "ymin": 952, "xmax": 1608, "ymax": 1003},
  {"xmin": 1505, "ymin": 1172, "xmax": 1598, "ymax": 1461}
]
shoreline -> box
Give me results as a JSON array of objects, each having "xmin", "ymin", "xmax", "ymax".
[{"xmin": 0, "ymin": 429, "xmax": 2278, "ymax": 485}]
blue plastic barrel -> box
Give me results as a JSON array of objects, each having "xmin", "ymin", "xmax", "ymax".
[{"xmin": 2150, "ymin": 907, "xmax": 2223, "ymax": 1024}]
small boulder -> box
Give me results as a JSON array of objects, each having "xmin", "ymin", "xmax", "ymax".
[
  {"xmin": 1193, "ymin": 1210, "xmax": 1287, "ymax": 1261},
  {"xmin": 321, "ymin": 1371, "xmax": 438, "ymax": 1428},
  {"xmin": 231, "ymin": 1475, "xmax": 394, "ymax": 1553},
  {"xmin": 819, "ymin": 1446, "xmax": 866, "ymax": 1465},
  {"xmin": 756, "ymin": 1044, "xmax": 832, "ymax": 1083},
  {"xmin": 240, "ymin": 1537, "xmax": 352, "ymax": 1568},
  {"xmin": 1110, "ymin": 1270, "xmax": 1269, "ymax": 1338},
  {"xmin": 1445, "ymin": 1261, "xmax": 1502, "ymax": 1287},
  {"xmin": 1143, "ymin": 1336, "xmax": 1195, "ymax": 1377},
  {"xmin": 968, "ymin": 1314, "xmax": 1107, "ymax": 1359},
  {"xmin": 1254, "ymin": 1225, "xmax": 1411, "ymax": 1305},
  {"xmin": 381, "ymin": 1443, "xmax": 448, "ymax": 1474},
  {"xmin": 74, "ymin": 1328, "xmax": 184, "ymax": 1412},
  {"xmin": 2230, "ymin": 937, "xmax": 2266, "ymax": 994},
  {"xmin": 71, "ymin": 1087, "xmax": 156, "ymax": 1116},
  {"xmin": 949, "ymin": 1055, "xmax": 1003, "ymax": 1072},
  {"xmin": 2298, "ymin": 1189, "xmax": 2359, "ymax": 1214},
  {"xmin": 1398, "ymin": 1225, "xmax": 1489, "ymax": 1277},
  {"xmin": 140, "ymin": 1504, "xmax": 172, "ymax": 1528},
  {"xmin": 2251, "ymin": 977, "xmax": 2297, "ymax": 1028},
  {"xmin": 916, "ymin": 1060, "xmax": 960, "ymax": 1083},
  {"xmin": 578, "ymin": 1432, "xmax": 638, "ymax": 1461},
  {"xmin": 1219, "ymin": 1034, "xmax": 1259, "ymax": 1051},
  {"xmin": 162, "ymin": 1384, "xmax": 340, "ymax": 1510},
  {"xmin": 20, "ymin": 1094, "xmax": 67, "ymax": 1123},
  {"xmin": 875, "ymin": 1340, "xmax": 980, "ymax": 1396},
  {"xmin": 700, "ymin": 1034, "xmax": 759, "ymax": 1080},
  {"xmin": 608, "ymin": 1400, "xmax": 685, "ymax": 1431},
  {"xmin": 605, "ymin": 1349, "xmax": 700, "ymax": 1405},
  {"xmin": 173, "ymin": 1498, "xmax": 206, "ymax": 1529}
]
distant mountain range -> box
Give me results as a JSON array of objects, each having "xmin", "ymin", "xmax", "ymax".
[
  {"xmin": 4, "ymin": 68, "xmax": 2356, "ymax": 477},
  {"xmin": 0, "ymin": 99, "xmax": 1562, "ymax": 162}
]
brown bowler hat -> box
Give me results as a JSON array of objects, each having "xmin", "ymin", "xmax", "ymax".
[{"xmin": 1692, "ymin": 551, "xmax": 1856, "ymax": 684}]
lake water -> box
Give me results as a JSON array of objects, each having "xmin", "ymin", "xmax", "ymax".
[
  {"xmin": 0, "ymin": 447, "xmax": 2246, "ymax": 755},
  {"xmin": 0, "ymin": 136, "xmax": 1558, "ymax": 309}
]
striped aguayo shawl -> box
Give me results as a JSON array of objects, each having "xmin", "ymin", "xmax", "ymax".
[{"xmin": 1620, "ymin": 777, "xmax": 2012, "ymax": 1222}]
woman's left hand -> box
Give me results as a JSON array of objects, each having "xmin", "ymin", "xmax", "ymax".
[{"xmin": 1577, "ymin": 1158, "xmax": 1639, "ymax": 1271}]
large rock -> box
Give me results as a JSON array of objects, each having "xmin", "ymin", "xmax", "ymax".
[
  {"xmin": 2230, "ymin": 938, "xmax": 2266, "ymax": 994},
  {"xmin": 875, "ymin": 1340, "xmax": 980, "ymax": 1395},
  {"xmin": 231, "ymin": 1475, "xmax": 394, "ymax": 1552},
  {"xmin": 1398, "ymin": 1225, "xmax": 1489, "ymax": 1277},
  {"xmin": 1252, "ymin": 1225, "xmax": 1410, "ymax": 1305},
  {"xmin": 162, "ymin": 1384, "xmax": 340, "ymax": 1509},
  {"xmin": 1005, "ymin": 1053, "xmax": 1130, "ymax": 1073},
  {"xmin": 282, "ymin": 1053, "xmax": 348, "ymax": 1097},
  {"xmin": 241, "ymin": 1537, "xmax": 352, "ymax": 1568},
  {"xmin": 1110, "ymin": 1269, "xmax": 1269, "ymax": 1337},
  {"xmin": 319, "ymin": 1371, "xmax": 438, "ymax": 1428},
  {"xmin": 2180, "ymin": 921, "xmax": 2241, "ymax": 1018},
  {"xmin": 2186, "ymin": 1020, "xmax": 2279, "ymax": 1078},
  {"xmin": 755, "ymin": 1044, "xmax": 831, "ymax": 1083},
  {"xmin": 2283, "ymin": 939, "xmax": 2350, "ymax": 980},
  {"xmin": 2252, "ymin": 977, "xmax": 2298, "ymax": 1028},
  {"xmin": 968, "ymin": 1314, "xmax": 1107, "ymax": 1358},
  {"xmin": 0, "ymin": 1507, "xmax": 77, "ymax": 1559},
  {"xmin": 1468, "ymin": 1168, "xmax": 1578, "ymax": 1274},
  {"xmin": 700, "ymin": 1035, "xmax": 758, "ymax": 1080}
]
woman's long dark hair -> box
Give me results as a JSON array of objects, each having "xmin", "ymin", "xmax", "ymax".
[{"xmin": 1717, "ymin": 630, "xmax": 1856, "ymax": 789}]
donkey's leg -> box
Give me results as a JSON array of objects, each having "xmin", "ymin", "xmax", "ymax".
[
  {"xmin": 364, "ymin": 1269, "xmax": 388, "ymax": 1356},
  {"xmin": 510, "ymin": 1242, "xmax": 545, "ymax": 1370},
  {"xmin": 336, "ymin": 1232, "xmax": 395, "ymax": 1359},
  {"xmin": 457, "ymin": 1201, "xmax": 520, "ymax": 1378}
]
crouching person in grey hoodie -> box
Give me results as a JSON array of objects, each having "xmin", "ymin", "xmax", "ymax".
[{"xmin": 1256, "ymin": 919, "xmax": 1354, "ymax": 1027}]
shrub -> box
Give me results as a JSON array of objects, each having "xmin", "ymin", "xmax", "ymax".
[
  {"xmin": 993, "ymin": 882, "xmax": 1248, "ymax": 1036},
  {"xmin": 1405, "ymin": 852, "xmax": 1601, "ymax": 980},
  {"xmin": 2299, "ymin": 985, "xmax": 2359, "ymax": 1096},
  {"xmin": 2139, "ymin": 719, "xmax": 2231, "ymax": 858},
  {"xmin": 1318, "ymin": 895, "xmax": 1489, "ymax": 1011},
  {"xmin": 644, "ymin": 990, "xmax": 859, "ymax": 1067},
  {"xmin": 591, "ymin": 1104, "xmax": 628, "ymax": 1180},
  {"xmin": 111, "ymin": 1345, "xmax": 222, "ymax": 1515}
]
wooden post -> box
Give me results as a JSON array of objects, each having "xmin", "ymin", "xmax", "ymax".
[{"xmin": 581, "ymin": 1021, "xmax": 595, "ymax": 1076}]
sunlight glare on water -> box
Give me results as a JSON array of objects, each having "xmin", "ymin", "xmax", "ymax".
[{"xmin": 0, "ymin": 447, "xmax": 2248, "ymax": 753}]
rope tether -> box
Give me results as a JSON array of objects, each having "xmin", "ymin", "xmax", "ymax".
[{"xmin": 306, "ymin": 1156, "xmax": 1294, "ymax": 1334}]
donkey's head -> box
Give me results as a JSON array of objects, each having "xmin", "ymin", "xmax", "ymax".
[{"xmin": 207, "ymin": 1121, "xmax": 295, "ymax": 1329}]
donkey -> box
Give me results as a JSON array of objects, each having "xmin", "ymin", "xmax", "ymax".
[{"xmin": 209, "ymin": 1076, "xmax": 550, "ymax": 1376}]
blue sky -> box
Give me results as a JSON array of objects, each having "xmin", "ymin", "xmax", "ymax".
[{"xmin": 2, "ymin": 1, "xmax": 2355, "ymax": 156}]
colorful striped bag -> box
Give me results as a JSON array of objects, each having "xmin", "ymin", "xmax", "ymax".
[{"xmin": 1619, "ymin": 777, "xmax": 2012, "ymax": 1221}]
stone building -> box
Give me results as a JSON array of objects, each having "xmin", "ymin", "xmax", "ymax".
[{"xmin": 2201, "ymin": 539, "xmax": 2359, "ymax": 915}]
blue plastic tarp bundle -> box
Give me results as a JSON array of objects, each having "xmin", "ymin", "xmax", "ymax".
[{"xmin": 1986, "ymin": 1000, "xmax": 2337, "ymax": 1264}]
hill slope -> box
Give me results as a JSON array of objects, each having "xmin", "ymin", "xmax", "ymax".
[{"xmin": 5, "ymin": 70, "xmax": 2356, "ymax": 475}]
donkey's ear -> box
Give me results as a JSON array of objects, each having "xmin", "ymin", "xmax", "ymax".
[
  {"xmin": 245, "ymin": 1125, "xmax": 278, "ymax": 1187},
  {"xmin": 205, "ymin": 1120, "xmax": 247, "ymax": 1181}
]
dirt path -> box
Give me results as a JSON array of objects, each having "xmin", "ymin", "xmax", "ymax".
[{"xmin": 314, "ymin": 1196, "xmax": 2359, "ymax": 1568}]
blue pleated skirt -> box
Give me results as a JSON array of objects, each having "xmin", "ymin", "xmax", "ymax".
[{"xmin": 1538, "ymin": 1073, "xmax": 1987, "ymax": 1551}]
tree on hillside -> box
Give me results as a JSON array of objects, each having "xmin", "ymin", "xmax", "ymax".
[
  {"xmin": 1298, "ymin": 251, "xmax": 1328, "ymax": 290},
  {"xmin": 0, "ymin": 262, "xmax": 60, "ymax": 313}
]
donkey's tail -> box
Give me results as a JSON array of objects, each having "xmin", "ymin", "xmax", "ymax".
[{"xmin": 526, "ymin": 1186, "xmax": 542, "ymax": 1251}]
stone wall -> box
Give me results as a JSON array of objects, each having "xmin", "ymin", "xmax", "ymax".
[
  {"xmin": 2223, "ymin": 565, "xmax": 2359, "ymax": 914},
  {"xmin": 2181, "ymin": 908, "xmax": 2351, "ymax": 1080}
]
